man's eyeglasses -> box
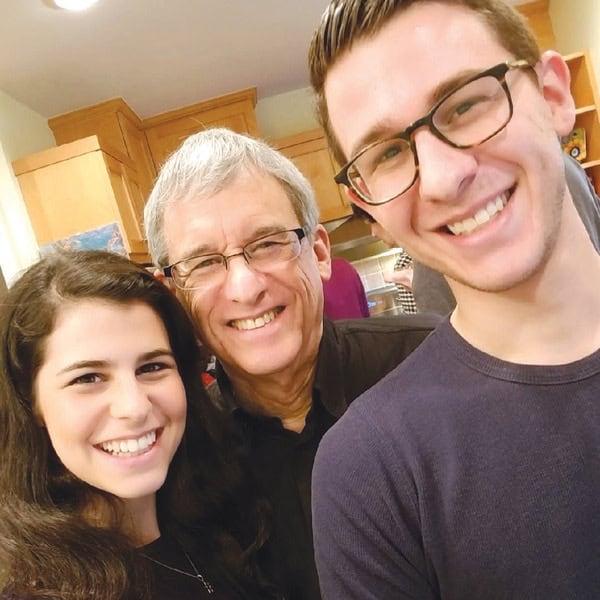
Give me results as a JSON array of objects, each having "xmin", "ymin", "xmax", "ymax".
[
  {"xmin": 164, "ymin": 227, "xmax": 307, "ymax": 291},
  {"xmin": 335, "ymin": 59, "xmax": 533, "ymax": 206}
]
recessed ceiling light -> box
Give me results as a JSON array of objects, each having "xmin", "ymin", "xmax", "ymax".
[{"xmin": 54, "ymin": 0, "xmax": 99, "ymax": 10}]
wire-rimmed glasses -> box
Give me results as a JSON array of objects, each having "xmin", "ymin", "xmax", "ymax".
[{"xmin": 163, "ymin": 227, "xmax": 307, "ymax": 290}]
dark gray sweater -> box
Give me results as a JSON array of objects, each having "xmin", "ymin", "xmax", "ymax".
[{"xmin": 313, "ymin": 318, "xmax": 600, "ymax": 599}]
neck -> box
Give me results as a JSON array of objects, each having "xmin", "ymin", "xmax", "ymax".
[
  {"xmin": 227, "ymin": 360, "xmax": 317, "ymax": 433},
  {"xmin": 123, "ymin": 495, "xmax": 160, "ymax": 545},
  {"xmin": 82, "ymin": 493, "xmax": 160, "ymax": 546},
  {"xmin": 449, "ymin": 202, "xmax": 600, "ymax": 364}
]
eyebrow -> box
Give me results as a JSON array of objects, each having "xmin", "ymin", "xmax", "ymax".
[
  {"xmin": 349, "ymin": 66, "xmax": 485, "ymax": 158},
  {"xmin": 57, "ymin": 349, "xmax": 175, "ymax": 375}
]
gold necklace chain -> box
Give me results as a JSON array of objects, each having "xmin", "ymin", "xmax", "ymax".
[{"xmin": 143, "ymin": 550, "xmax": 214, "ymax": 594}]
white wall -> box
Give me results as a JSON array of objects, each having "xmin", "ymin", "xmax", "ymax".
[
  {"xmin": 256, "ymin": 86, "xmax": 319, "ymax": 140},
  {"xmin": 549, "ymin": 0, "xmax": 600, "ymax": 85},
  {"xmin": 0, "ymin": 89, "xmax": 55, "ymax": 285}
]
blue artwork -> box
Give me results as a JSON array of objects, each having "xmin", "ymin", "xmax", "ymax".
[{"xmin": 39, "ymin": 222, "xmax": 127, "ymax": 257}]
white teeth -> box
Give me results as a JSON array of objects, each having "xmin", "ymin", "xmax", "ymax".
[
  {"xmin": 231, "ymin": 309, "xmax": 278, "ymax": 331},
  {"xmin": 474, "ymin": 208, "xmax": 490, "ymax": 225},
  {"xmin": 462, "ymin": 218, "xmax": 478, "ymax": 233},
  {"xmin": 101, "ymin": 430, "xmax": 156, "ymax": 456},
  {"xmin": 448, "ymin": 192, "xmax": 509, "ymax": 236}
]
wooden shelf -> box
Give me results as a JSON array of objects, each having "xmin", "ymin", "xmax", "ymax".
[{"xmin": 564, "ymin": 51, "xmax": 600, "ymax": 196}]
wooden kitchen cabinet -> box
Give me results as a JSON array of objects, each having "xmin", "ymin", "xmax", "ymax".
[
  {"xmin": 143, "ymin": 88, "xmax": 258, "ymax": 168},
  {"xmin": 273, "ymin": 128, "xmax": 351, "ymax": 223},
  {"xmin": 12, "ymin": 136, "xmax": 150, "ymax": 264},
  {"xmin": 47, "ymin": 88, "xmax": 259, "ymax": 197},
  {"xmin": 48, "ymin": 98, "xmax": 157, "ymax": 201}
]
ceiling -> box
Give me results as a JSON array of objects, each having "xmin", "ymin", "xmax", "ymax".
[{"xmin": 0, "ymin": 0, "xmax": 533, "ymax": 120}]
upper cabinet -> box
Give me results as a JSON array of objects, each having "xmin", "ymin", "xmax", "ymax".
[
  {"xmin": 144, "ymin": 88, "xmax": 258, "ymax": 167},
  {"xmin": 273, "ymin": 128, "xmax": 351, "ymax": 223},
  {"xmin": 12, "ymin": 136, "xmax": 150, "ymax": 264},
  {"xmin": 47, "ymin": 88, "xmax": 259, "ymax": 201},
  {"xmin": 20, "ymin": 88, "xmax": 260, "ymax": 262},
  {"xmin": 49, "ymin": 98, "xmax": 157, "ymax": 202}
]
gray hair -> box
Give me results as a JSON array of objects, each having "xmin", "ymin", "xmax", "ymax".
[{"xmin": 143, "ymin": 127, "xmax": 320, "ymax": 267}]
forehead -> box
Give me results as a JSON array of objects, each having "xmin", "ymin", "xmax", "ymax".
[
  {"xmin": 324, "ymin": 2, "xmax": 509, "ymax": 156},
  {"xmin": 163, "ymin": 169, "xmax": 299, "ymax": 262},
  {"xmin": 43, "ymin": 300, "xmax": 166, "ymax": 358}
]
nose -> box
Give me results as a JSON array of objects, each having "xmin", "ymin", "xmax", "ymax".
[
  {"xmin": 413, "ymin": 129, "xmax": 477, "ymax": 204},
  {"xmin": 220, "ymin": 254, "xmax": 266, "ymax": 304},
  {"xmin": 109, "ymin": 376, "xmax": 152, "ymax": 422}
]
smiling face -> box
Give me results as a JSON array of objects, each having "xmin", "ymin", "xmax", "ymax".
[
  {"xmin": 324, "ymin": 2, "xmax": 575, "ymax": 294},
  {"xmin": 162, "ymin": 168, "xmax": 331, "ymax": 380},
  {"xmin": 34, "ymin": 300, "xmax": 186, "ymax": 511}
]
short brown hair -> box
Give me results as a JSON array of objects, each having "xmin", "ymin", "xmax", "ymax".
[{"xmin": 308, "ymin": 0, "xmax": 541, "ymax": 165}]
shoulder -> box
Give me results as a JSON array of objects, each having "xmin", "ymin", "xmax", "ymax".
[
  {"xmin": 329, "ymin": 313, "xmax": 440, "ymax": 339},
  {"xmin": 329, "ymin": 313, "xmax": 440, "ymax": 366},
  {"xmin": 321, "ymin": 315, "xmax": 440, "ymax": 397}
]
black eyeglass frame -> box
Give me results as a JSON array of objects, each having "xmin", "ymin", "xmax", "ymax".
[
  {"xmin": 334, "ymin": 59, "xmax": 533, "ymax": 205},
  {"xmin": 163, "ymin": 227, "xmax": 307, "ymax": 289}
]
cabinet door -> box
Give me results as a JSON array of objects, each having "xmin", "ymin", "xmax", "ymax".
[
  {"xmin": 275, "ymin": 129, "xmax": 351, "ymax": 223},
  {"xmin": 144, "ymin": 98, "xmax": 259, "ymax": 169},
  {"xmin": 118, "ymin": 112, "xmax": 157, "ymax": 199},
  {"xmin": 103, "ymin": 154, "xmax": 147, "ymax": 250},
  {"xmin": 16, "ymin": 150, "xmax": 121, "ymax": 246}
]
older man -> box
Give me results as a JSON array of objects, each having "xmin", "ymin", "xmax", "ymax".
[
  {"xmin": 309, "ymin": 0, "xmax": 600, "ymax": 598},
  {"xmin": 143, "ymin": 127, "xmax": 438, "ymax": 599}
]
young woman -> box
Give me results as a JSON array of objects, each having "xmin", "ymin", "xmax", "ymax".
[{"xmin": 0, "ymin": 249, "xmax": 277, "ymax": 600}]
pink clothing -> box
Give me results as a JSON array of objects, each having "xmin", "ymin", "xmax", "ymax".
[{"xmin": 323, "ymin": 258, "xmax": 370, "ymax": 320}]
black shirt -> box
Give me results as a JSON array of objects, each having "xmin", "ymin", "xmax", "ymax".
[
  {"xmin": 217, "ymin": 314, "xmax": 439, "ymax": 600},
  {"xmin": 144, "ymin": 535, "xmax": 243, "ymax": 599}
]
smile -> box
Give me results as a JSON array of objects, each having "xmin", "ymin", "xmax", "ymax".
[
  {"xmin": 447, "ymin": 190, "xmax": 510, "ymax": 236},
  {"xmin": 99, "ymin": 430, "xmax": 157, "ymax": 457},
  {"xmin": 229, "ymin": 307, "xmax": 283, "ymax": 331}
]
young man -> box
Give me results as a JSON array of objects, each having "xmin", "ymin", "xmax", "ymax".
[
  {"xmin": 143, "ymin": 127, "xmax": 438, "ymax": 599},
  {"xmin": 308, "ymin": 1, "xmax": 600, "ymax": 598}
]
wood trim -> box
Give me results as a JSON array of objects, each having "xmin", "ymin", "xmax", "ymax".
[
  {"xmin": 49, "ymin": 97, "xmax": 141, "ymax": 129},
  {"xmin": 12, "ymin": 136, "xmax": 102, "ymax": 175},
  {"xmin": 141, "ymin": 87, "xmax": 257, "ymax": 129},
  {"xmin": 12, "ymin": 135, "xmax": 137, "ymax": 176},
  {"xmin": 272, "ymin": 128, "xmax": 326, "ymax": 150}
]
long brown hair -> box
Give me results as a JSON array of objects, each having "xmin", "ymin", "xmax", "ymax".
[{"xmin": 0, "ymin": 249, "xmax": 274, "ymax": 599}]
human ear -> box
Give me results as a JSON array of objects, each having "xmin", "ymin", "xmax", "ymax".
[
  {"xmin": 311, "ymin": 224, "xmax": 332, "ymax": 282},
  {"xmin": 536, "ymin": 50, "xmax": 576, "ymax": 137}
]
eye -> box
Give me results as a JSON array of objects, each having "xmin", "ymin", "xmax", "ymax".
[
  {"xmin": 191, "ymin": 255, "xmax": 223, "ymax": 271},
  {"xmin": 68, "ymin": 372, "xmax": 103, "ymax": 386},
  {"xmin": 253, "ymin": 239, "xmax": 282, "ymax": 251},
  {"xmin": 248, "ymin": 232, "xmax": 290, "ymax": 255},
  {"xmin": 137, "ymin": 361, "xmax": 177, "ymax": 378},
  {"xmin": 362, "ymin": 139, "xmax": 410, "ymax": 175},
  {"xmin": 453, "ymin": 100, "xmax": 476, "ymax": 116}
]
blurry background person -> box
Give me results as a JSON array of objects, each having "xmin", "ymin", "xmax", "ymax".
[
  {"xmin": 322, "ymin": 256, "xmax": 370, "ymax": 319},
  {"xmin": 351, "ymin": 204, "xmax": 417, "ymax": 314},
  {"xmin": 0, "ymin": 249, "xmax": 277, "ymax": 600}
]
